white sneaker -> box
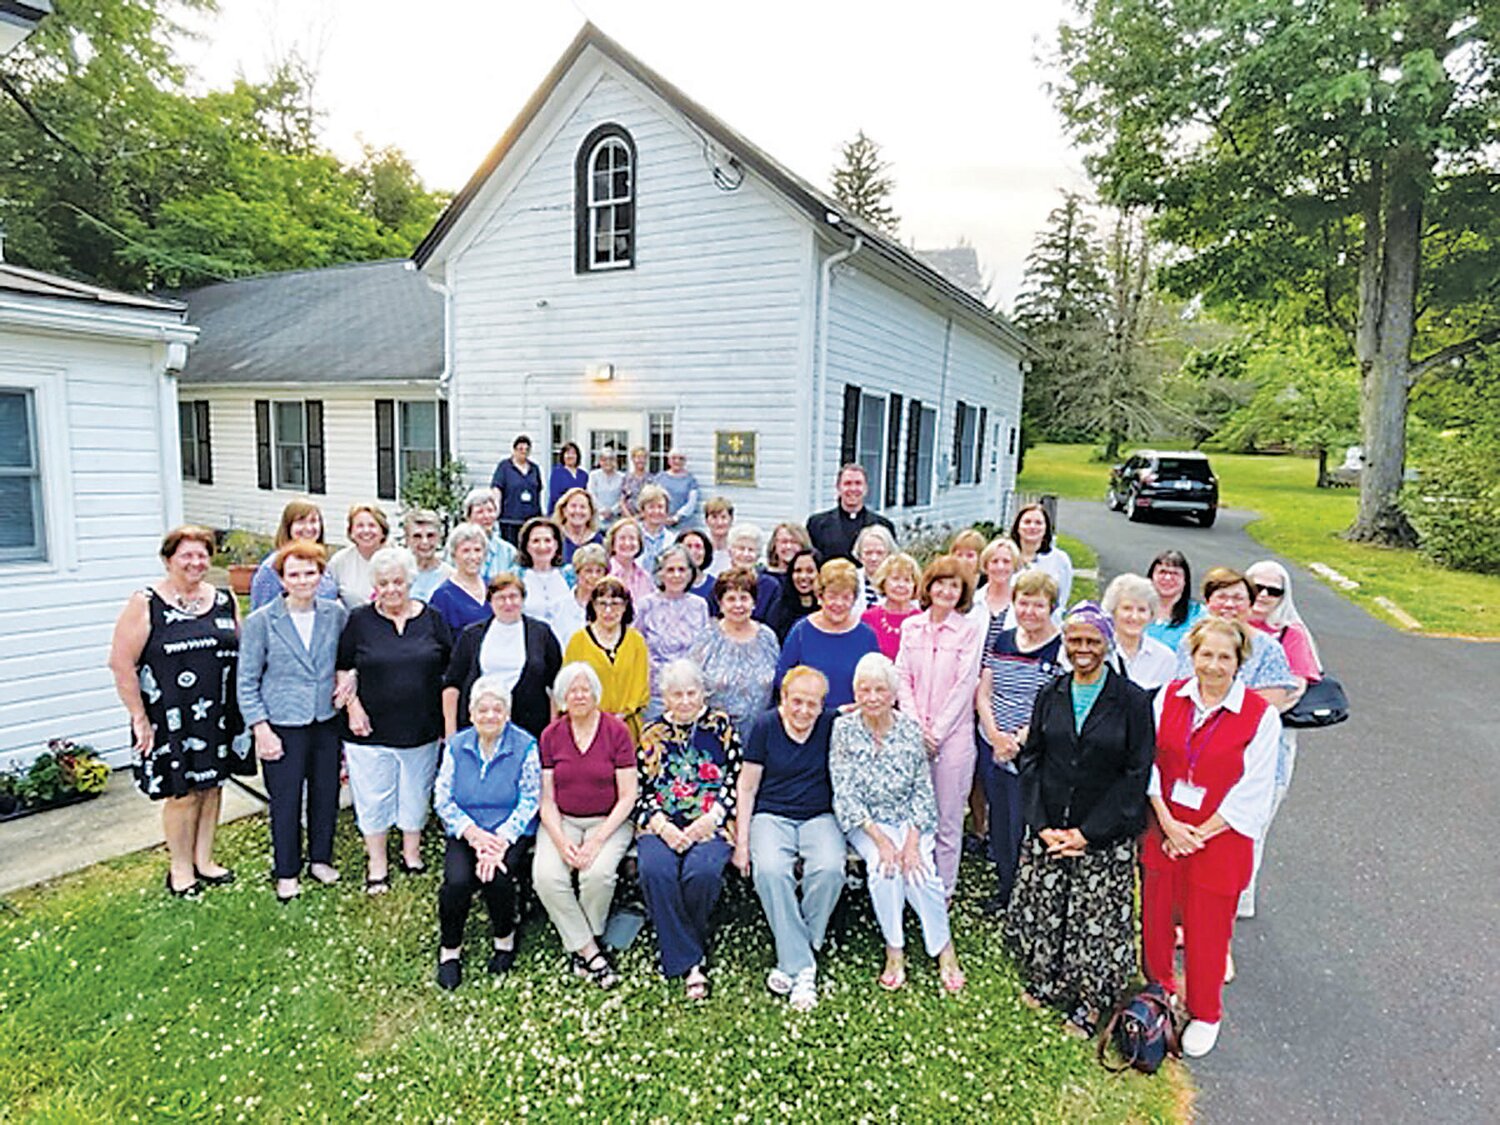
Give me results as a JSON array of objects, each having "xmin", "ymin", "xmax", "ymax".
[
  {"xmin": 789, "ymin": 968, "xmax": 818, "ymax": 1012},
  {"xmin": 766, "ymin": 968, "xmax": 793, "ymax": 996},
  {"xmin": 1182, "ymin": 1019, "xmax": 1221, "ymax": 1057}
]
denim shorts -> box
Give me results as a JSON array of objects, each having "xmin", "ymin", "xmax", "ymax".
[{"xmin": 342, "ymin": 740, "xmax": 440, "ymax": 835}]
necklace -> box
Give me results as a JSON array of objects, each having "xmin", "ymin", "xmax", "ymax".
[{"xmin": 166, "ymin": 585, "xmax": 206, "ymax": 613}]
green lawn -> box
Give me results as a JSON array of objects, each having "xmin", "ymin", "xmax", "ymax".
[
  {"xmin": 1021, "ymin": 444, "xmax": 1500, "ymax": 638},
  {"xmin": 0, "ymin": 812, "xmax": 1186, "ymax": 1122}
]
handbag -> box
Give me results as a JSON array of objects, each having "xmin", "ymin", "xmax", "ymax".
[
  {"xmin": 1283, "ymin": 672, "xmax": 1350, "ymax": 729},
  {"xmin": 1098, "ymin": 983, "xmax": 1182, "ymax": 1074}
]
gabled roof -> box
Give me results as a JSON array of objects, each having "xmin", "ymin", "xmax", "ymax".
[
  {"xmin": 177, "ymin": 259, "xmax": 443, "ymax": 386},
  {"xmin": 0, "ymin": 261, "xmax": 183, "ymax": 312},
  {"xmin": 413, "ymin": 22, "xmax": 1030, "ymax": 355}
]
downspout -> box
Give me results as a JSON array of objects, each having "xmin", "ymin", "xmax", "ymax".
[
  {"xmin": 416, "ymin": 259, "xmax": 456, "ymax": 468},
  {"xmin": 812, "ymin": 231, "xmax": 862, "ymax": 510}
]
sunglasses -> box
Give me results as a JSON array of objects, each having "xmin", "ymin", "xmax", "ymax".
[{"xmin": 1254, "ymin": 584, "xmax": 1285, "ymax": 598}]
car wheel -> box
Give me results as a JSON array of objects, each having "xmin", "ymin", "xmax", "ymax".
[
  {"xmin": 1106, "ymin": 488, "xmax": 1123, "ymax": 512},
  {"xmin": 1127, "ymin": 490, "xmax": 1145, "ymax": 522},
  {"xmin": 1198, "ymin": 508, "xmax": 1217, "ymax": 528}
]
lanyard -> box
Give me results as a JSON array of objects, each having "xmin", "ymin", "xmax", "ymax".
[{"xmin": 1182, "ymin": 705, "xmax": 1226, "ymax": 784}]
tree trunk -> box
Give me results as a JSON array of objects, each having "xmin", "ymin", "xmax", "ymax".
[
  {"xmin": 1348, "ymin": 165, "xmax": 1420, "ymax": 546},
  {"xmin": 1315, "ymin": 446, "xmax": 1329, "ymax": 489}
]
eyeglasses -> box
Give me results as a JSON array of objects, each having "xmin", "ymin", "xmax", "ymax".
[
  {"xmin": 594, "ymin": 595, "xmax": 625, "ymax": 605},
  {"xmin": 1254, "ymin": 584, "xmax": 1285, "ymax": 598}
]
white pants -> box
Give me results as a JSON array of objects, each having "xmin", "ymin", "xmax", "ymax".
[
  {"xmin": 1240, "ymin": 729, "xmax": 1296, "ymax": 917},
  {"xmin": 533, "ymin": 814, "xmax": 634, "ymax": 952},
  {"xmin": 342, "ymin": 740, "xmax": 439, "ymax": 836},
  {"xmin": 849, "ymin": 821, "xmax": 951, "ymax": 956}
]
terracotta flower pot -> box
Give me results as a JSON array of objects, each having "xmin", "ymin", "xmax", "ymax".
[{"xmin": 228, "ymin": 564, "xmax": 256, "ymax": 596}]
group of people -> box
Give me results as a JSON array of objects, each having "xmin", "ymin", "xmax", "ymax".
[{"xmin": 108, "ymin": 452, "xmax": 1323, "ymax": 1059}]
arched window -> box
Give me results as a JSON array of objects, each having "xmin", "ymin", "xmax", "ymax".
[{"xmin": 575, "ymin": 124, "xmax": 636, "ymax": 272}]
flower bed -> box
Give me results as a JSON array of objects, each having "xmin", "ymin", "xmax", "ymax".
[{"xmin": 0, "ymin": 740, "xmax": 110, "ymax": 821}]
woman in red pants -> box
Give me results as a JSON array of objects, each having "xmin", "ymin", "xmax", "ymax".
[{"xmin": 1142, "ymin": 616, "xmax": 1280, "ymax": 1057}]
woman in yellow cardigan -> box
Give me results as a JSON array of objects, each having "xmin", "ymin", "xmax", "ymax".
[{"xmin": 564, "ymin": 577, "xmax": 650, "ymax": 742}]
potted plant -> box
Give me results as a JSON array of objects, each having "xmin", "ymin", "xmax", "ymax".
[
  {"xmin": 0, "ymin": 740, "xmax": 111, "ymax": 821},
  {"xmin": 215, "ymin": 529, "xmax": 274, "ymax": 596}
]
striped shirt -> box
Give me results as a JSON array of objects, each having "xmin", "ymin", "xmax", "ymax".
[{"xmin": 984, "ymin": 628, "xmax": 1068, "ymax": 773}]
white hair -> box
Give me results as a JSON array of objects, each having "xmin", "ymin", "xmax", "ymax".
[
  {"xmin": 727, "ymin": 522, "xmax": 764, "ymax": 549},
  {"xmin": 551, "ymin": 662, "xmax": 604, "ymax": 709},
  {"xmin": 1246, "ymin": 559, "xmax": 1322, "ymax": 668},
  {"xmin": 851, "ymin": 651, "xmax": 899, "ymax": 695},
  {"xmin": 658, "ymin": 658, "xmax": 704, "ymax": 697},
  {"xmin": 469, "ymin": 674, "xmax": 513, "ymax": 716},
  {"xmin": 852, "ymin": 525, "xmax": 897, "ymax": 558},
  {"xmin": 1102, "ymin": 573, "xmax": 1159, "ymax": 616},
  {"xmin": 369, "ymin": 546, "xmax": 416, "ymax": 584},
  {"xmin": 447, "ymin": 521, "xmax": 489, "ymax": 555},
  {"xmin": 462, "ymin": 486, "xmax": 497, "ymax": 517}
]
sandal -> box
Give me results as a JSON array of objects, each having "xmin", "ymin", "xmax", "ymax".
[
  {"xmin": 940, "ymin": 964, "xmax": 966, "ymax": 994},
  {"xmin": 1063, "ymin": 1005, "xmax": 1097, "ymax": 1039},
  {"xmin": 581, "ymin": 951, "xmax": 618, "ymax": 989},
  {"xmin": 789, "ymin": 968, "xmax": 818, "ymax": 1012},
  {"xmin": 307, "ymin": 863, "xmax": 340, "ymax": 886},
  {"xmin": 766, "ymin": 968, "xmax": 794, "ymax": 997},
  {"xmin": 878, "ymin": 962, "xmax": 907, "ymax": 992},
  {"xmin": 365, "ymin": 874, "xmax": 391, "ymax": 896},
  {"xmin": 684, "ymin": 966, "xmax": 711, "ymax": 1001},
  {"xmin": 397, "ymin": 858, "xmax": 427, "ymax": 876}
]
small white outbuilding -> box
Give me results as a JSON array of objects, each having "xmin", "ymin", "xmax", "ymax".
[{"xmin": 0, "ymin": 262, "xmax": 197, "ymax": 769}]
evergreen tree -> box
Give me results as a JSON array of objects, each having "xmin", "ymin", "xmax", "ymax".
[{"xmin": 830, "ymin": 129, "xmax": 898, "ymax": 234}]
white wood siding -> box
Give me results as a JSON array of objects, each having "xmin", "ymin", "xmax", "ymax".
[
  {"xmin": 0, "ymin": 330, "xmax": 178, "ymax": 768},
  {"xmin": 821, "ymin": 263, "xmax": 1024, "ymax": 538},
  {"xmin": 444, "ymin": 63, "xmax": 815, "ymax": 527},
  {"xmin": 180, "ymin": 383, "xmax": 438, "ymax": 539}
]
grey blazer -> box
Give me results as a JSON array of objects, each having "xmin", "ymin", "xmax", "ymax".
[{"xmin": 238, "ymin": 595, "xmax": 348, "ymax": 727}]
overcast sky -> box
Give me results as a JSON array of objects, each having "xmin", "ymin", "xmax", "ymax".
[{"xmin": 178, "ymin": 0, "xmax": 1091, "ymax": 310}]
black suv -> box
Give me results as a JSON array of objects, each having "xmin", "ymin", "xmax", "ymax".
[{"xmin": 1106, "ymin": 450, "xmax": 1219, "ymax": 527}]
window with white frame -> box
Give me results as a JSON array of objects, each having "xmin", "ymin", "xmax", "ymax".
[
  {"xmin": 856, "ymin": 392, "xmax": 887, "ymax": 496},
  {"xmin": 912, "ymin": 405, "xmax": 936, "ymax": 507},
  {"xmin": 399, "ymin": 401, "xmax": 439, "ymax": 486},
  {"xmin": 647, "ymin": 411, "xmax": 674, "ymax": 474},
  {"xmin": 956, "ymin": 402, "xmax": 979, "ymax": 484},
  {"xmin": 575, "ymin": 124, "xmax": 636, "ymax": 272},
  {"xmin": 0, "ymin": 390, "xmax": 45, "ymax": 562},
  {"xmin": 274, "ymin": 401, "xmax": 308, "ymax": 490},
  {"xmin": 549, "ymin": 411, "xmax": 574, "ymax": 470}
]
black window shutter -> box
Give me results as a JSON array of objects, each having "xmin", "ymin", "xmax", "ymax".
[
  {"xmin": 903, "ymin": 399, "xmax": 922, "ymax": 506},
  {"xmin": 839, "ymin": 383, "xmax": 861, "ymax": 469},
  {"xmin": 194, "ymin": 401, "xmax": 213, "ymax": 485},
  {"xmin": 438, "ymin": 398, "xmax": 451, "ymax": 465},
  {"xmin": 254, "ymin": 399, "xmax": 272, "ymax": 490},
  {"xmin": 975, "ymin": 406, "xmax": 988, "ymax": 484},
  {"xmin": 952, "ymin": 400, "xmax": 966, "ymax": 485},
  {"xmin": 884, "ymin": 393, "xmax": 902, "ymax": 507},
  {"xmin": 306, "ymin": 400, "xmax": 326, "ymax": 495},
  {"xmin": 375, "ymin": 400, "xmax": 397, "ymax": 500}
]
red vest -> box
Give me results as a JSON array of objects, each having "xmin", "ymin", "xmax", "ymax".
[{"xmin": 1141, "ymin": 679, "xmax": 1269, "ymax": 895}]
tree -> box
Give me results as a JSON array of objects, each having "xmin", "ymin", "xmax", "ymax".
[
  {"xmin": 1012, "ymin": 192, "xmax": 1109, "ymax": 441},
  {"xmin": 1052, "ymin": 0, "xmax": 1500, "ymax": 546},
  {"xmin": 0, "ymin": 0, "xmax": 446, "ymax": 289},
  {"xmin": 1214, "ymin": 326, "xmax": 1361, "ymax": 486},
  {"xmin": 830, "ymin": 129, "xmax": 898, "ymax": 234}
]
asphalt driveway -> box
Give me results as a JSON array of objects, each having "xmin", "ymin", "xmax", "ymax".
[{"xmin": 1057, "ymin": 498, "xmax": 1500, "ymax": 1124}]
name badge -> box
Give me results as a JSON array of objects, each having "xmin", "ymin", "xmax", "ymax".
[
  {"xmin": 520, "ymin": 491, "xmax": 533, "ymax": 503},
  {"xmin": 1171, "ymin": 779, "xmax": 1207, "ymax": 811}
]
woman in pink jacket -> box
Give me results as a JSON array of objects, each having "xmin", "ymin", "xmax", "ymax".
[{"xmin": 895, "ymin": 555, "xmax": 983, "ymax": 898}]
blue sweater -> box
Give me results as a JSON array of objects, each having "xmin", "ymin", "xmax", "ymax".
[
  {"xmin": 775, "ymin": 618, "xmax": 880, "ymax": 709},
  {"xmin": 434, "ymin": 724, "xmax": 541, "ymax": 842}
]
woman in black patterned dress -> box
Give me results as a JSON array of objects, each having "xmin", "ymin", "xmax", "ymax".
[
  {"xmin": 110, "ymin": 526, "xmax": 252, "ymax": 898},
  {"xmin": 1005, "ymin": 603, "xmax": 1154, "ymax": 1038}
]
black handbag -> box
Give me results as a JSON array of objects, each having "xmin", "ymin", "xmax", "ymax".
[{"xmin": 1283, "ymin": 672, "xmax": 1350, "ymax": 728}]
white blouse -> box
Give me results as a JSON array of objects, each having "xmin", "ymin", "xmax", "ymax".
[{"xmin": 479, "ymin": 618, "xmax": 527, "ymax": 691}]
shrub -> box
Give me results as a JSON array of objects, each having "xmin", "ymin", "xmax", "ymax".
[
  {"xmin": 214, "ymin": 529, "xmax": 274, "ymax": 567},
  {"xmin": 401, "ymin": 458, "xmax": 468, "ymax": 531},
  {"xmin": 1402, "ymin": 441, "xmax": 1500, "ymax": 575}
]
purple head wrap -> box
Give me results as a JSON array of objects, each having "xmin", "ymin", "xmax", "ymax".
[{"xmin": 1063, "ymin": 600, "xmax": 1115, "ymax": 648}]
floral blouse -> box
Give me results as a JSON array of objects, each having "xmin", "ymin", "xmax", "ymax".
[
  {"xmin": 636, "ymin": 591, "xmax": 710, "ymax": 720},
  {"xmin": 689, "ymin": 623, "xmax": 780, "ymax": 734},
  {"xmin": 829, "ymin": 711, "xmax": 938, "ymax": 836},
  {"xmin": 635, "ymin": 709, "xmax": 741, "ymax": 839}
]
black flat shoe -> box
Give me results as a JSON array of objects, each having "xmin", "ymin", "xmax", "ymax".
[
  {"xmin": 194, "ymin": 867, "xmax": 236, "ymax": 886},
  {"xmin": 436, "ymin": 958, "xmax": 462, "ymax": 990},
  {"xmin": 487, "ymin": 946, "xmax": 517, "ymax": 975},
  {"xmin": 165, "ymin": 870, "xmax": 202, "ymax": 898}
]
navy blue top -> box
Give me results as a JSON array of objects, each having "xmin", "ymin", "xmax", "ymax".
[
  {"xmin": 491, "ymin": 458, "xmax": 543, "ymax": 523},
  {"xmin": 549, "ymin": 464, "xmax": 589, "ymax": 509},
  {"xmin": 775, "ymin": 617, "xmax": 880, "ymax": 710},
  {"xmin": 742, "ymin": 707, "xmax": 835, "ymax": 821},
  {"xmin": 428, "ymin": 580, "xmax": 491, "ymax": 635}
]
